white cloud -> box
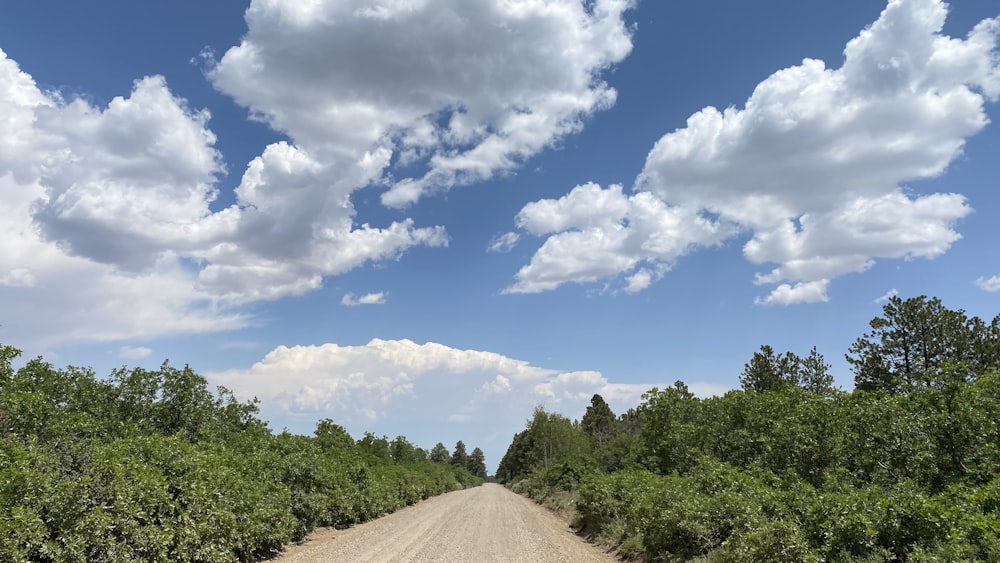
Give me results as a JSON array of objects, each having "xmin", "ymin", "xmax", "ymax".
[
  {"xmin": 625, "ymin": 264, "xmax": 669, "ymax": 294},
  {"xmin": 341, "ymin": 292, "xmax": 388, "ymax": 307},
  {"xmin": 0, "ymin": 47, "xmax": 446, "ymax": 347},
  {"xmin": 0, "ymin": 171, "xmax": 248, "ymax": 351},
  {"xmin": 976, "ymin": 275, "xmax": 1000, "ymax": 292},
  {"xmin": 30, "ymin": 76, "xmax": 226, "ymax": 270},
  {"xmin": 505, "ymin": 183, "xmax": 733, "ymax": 293},
  {"xmin": 482, "ymin": 374, "xmax": 512, "ymax": 394},
  {"xmin": 625, "ymin": 269, "xmax": 654, "ymax": 294},
  {"xmin": 0, "ymin": 0, "xmax": 636, "ymax": 347},
  {"xmin": 209, "ymin": 0, "xmax": 634, "ymax": 207},
  {"xmin": 192, "ymin": 141, "xmax": 448, "ymax": 304},
  {"xmin": 754, "ymin": 280, "xmax": 830, "ymax": 306},
  {"xmin": 875, "ymin": 288, "xmax": 899, "ymax": 303},
  {"xmin": 0, "ymin": 54, "xmax": 245, "ymax": 348},
  {"xmin": 119, "ymin": 345, "xmax": 153, "ymax": 360},
  {"xmin": 487, "ymin": 232, "xmax": 521, "ymax": 254},
  {"xmin": 208, "ymin": 338, "xmax": 672, "ymax": 466},
  {"xmin": 0, "ymin": 269, "xmax": 36, "ymax": 288},
  {"xmin": 508, "ymin": 0, "xmax": 998, "ymax": 302}
]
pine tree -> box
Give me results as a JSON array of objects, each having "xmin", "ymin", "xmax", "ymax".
[
  {"xmin": 429, "ymin": 442, "xmax": 450, "ymax": 463},
  {"xmin": 466, "ymin": 447, "xmax": 488, "ymax": 479},
  {"xmin": 450, "ymin": 440, "xmax": 468, "ymax": 468},
  {"xmin": 799, "ymin": 346, "xmax": 836, "ymax": 397}
]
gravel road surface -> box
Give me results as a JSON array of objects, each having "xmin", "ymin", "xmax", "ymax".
[{"xmin": 272, "ymin": 483, "xmax": 617, "ymax": 563}]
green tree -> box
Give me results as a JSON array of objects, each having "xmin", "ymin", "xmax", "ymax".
[
  {"xmin": 109, "ymin": 366, "xmax": 162, "ymax": 432},
  {"xmin": 848, "ymin": 295, "xmax": 986, "ymax": 393},
  {"xmin": 581, "ymin": 393, "xmax": 616, "ymax": 446},
  {"xmin": 450, "ymin": 440, "xmax": 468, "ymax": 468},
  {"xmin": 429, "ymin": 442, "xmax": 450, "ymax": 464},
  {"xmin": 314, "ymin": 418, "xmax": 354, "ymax": 452},
  {"xmin": 970, "ymin": 314, "xmax": 1000, "ymax": 372},
  {"xmin": 740, "ymin": 345, "xmax": 800, "ymax": 392},
  {"xmin": 0, "ymin": 343, "xmax": 19, "ymax": 382},
  {"xmin": 582, "ymin": 393, "xmax": 622, "ymax": 472},
  {"xmin": 640, "ymin": 382, "xmax": 703, "ymax": 474},
  {"xmin": 357, "ymin": 433, "xmax": 391, "ymax": 460},
  {"xmin": 496, "ymin": 407, "xmax": 591, "ymax": 482},
  {"xmin": 158, "ymin": 362, "xmax": 216, "ymax": 439},
  {"xmin": 467, "ymin": 447, "xmax": 488, "ymax": 479},
  {"xmin": 496, "ymin": 431, "xmax": 531, "ymax": 483},
  {"xmin": 390, "ymin": 435, "xmax": 422, "ymax": 462},
  {"xmin": 527, "ymin": 407, "xmax": 589, "ymax": 469},
  {"xmin": 799, "ymin": 346, "xmax": 836, "ymax": 397}
]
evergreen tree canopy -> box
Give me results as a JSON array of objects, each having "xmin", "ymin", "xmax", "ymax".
[
  {"xmin": 799, "ymin": 346, "xmax": 836, "ymax": 397},
  {"xmin": 740, "ymin": 345, "xmax": 800, "ymax": 392},
  {"xmin": 848, "ymin": 295, "xmax": 1000, "ymax": 393},
  {"xmin": 581, "ymin": 393, "xmax": 616, "ymax": 444},
  {"xmin": 467, "ymin": 447, "xmax": 488, "ymax": 479},
  {"xmin": 429, "ymin": 442, "xmax": 451, "ymax": 464},
  {"xmin": 450, "ymin": 440, "xmax": 468, "ymax": 468}
]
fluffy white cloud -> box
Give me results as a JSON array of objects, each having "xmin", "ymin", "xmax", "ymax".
[
  {"xmin": 509, "ymin": 0, "xmax": 998, "ymax": 303},
  {"xmin": 976, "ymin": 275, "xmax": 1000, "ymax": 292},
  {"xmin": 505, "ymin": 183, "xmax": 733, "ymax": 293},
  {"xmin": 209, "ymin": 0, "xmax": 634, "ymax": 207},
  {"xmin": 191, "ymin": 141, "xmax": 448, "ymax": 304},
  {"xmin": 119, "ymin": 346, "xmax": 153, "ymax": 360},
  {"xmin": 27, "ymin": 74, "xmax": 446, "ymax": 304},
  {"xmin": 0, "ymin": 169, "xmax": 247, "ymax": 350},
  {"xmin": 754, "ymin": 280, "xmax": 830, "ymax": 307},
  {"xmin": 208, "ymin": 338, "xmax": 685, "ymax": 466},
  {"xmin": 1, "ymin": 0, "xmax": 635, "ymax": 347},
  {"xmin": 341, "ymin": 292, "xmax": 388, "ymax": 307},
  {"xmin": 0, "ymin": 47, "xmax": 447, "ymax": 346},
  {"xmin": 0, "ymin": 51, "xmax": 49, "ymax": 182},
  {"xmin": 31, "ymin": 76, "xmax": 226, "ymax": 270}
]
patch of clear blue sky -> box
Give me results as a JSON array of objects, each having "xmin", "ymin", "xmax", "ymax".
[{"xmin": 2, "ymin": 1, "xmax": 997, "ymax": 422}]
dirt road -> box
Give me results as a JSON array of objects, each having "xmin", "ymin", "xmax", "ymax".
[{"xmin": 272, "ymin": 483, "xmax": 617, "ymax": 563}]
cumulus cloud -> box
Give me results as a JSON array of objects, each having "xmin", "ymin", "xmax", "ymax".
[
  {"xmin": 20, "ymin": 71, "xmax": 447, "ymax": 305},
  {"xmin": 208, "ymin": 338, "xmax": 682, "ymax": 466},
  {"xmin": 30, "ymin": 76, "xmax": 226, "ymax": 270},
  {"xmin": 119, "ymin": 345, "xmax": 153, "ymax": 360},
  {"xmin": 976, "ymin": 275, "xmax": 1000, "ymax": 292},
  {"xmin": 754, "ymin": 280, "xmax": 831, "ymax": 307},
  {"xmin": 1, "ymin": 0, "xmax": 636, "ymax": 347},
  {"xmin": 508, "ymin": 0, "xmax": 998, "ymax": 303},
  {"xmin": 0, "ymin": 46, "xmax": 446, "ymax": 346},
  {"xmin": 341, "ymin": 292, "xmax": 388, "ymax": 307},
  {"xmin": 0, "ymin": 171, "xmax": 247, "ymax": 350},
  {"xmin": 209, "ymin": 0, "xmax": 634, "ymax": 207},
  {"xmin": 505, "ymin": 183, "xmax": 732, "ymax": 293}
]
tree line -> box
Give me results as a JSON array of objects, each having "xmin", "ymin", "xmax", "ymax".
[
  {"xmin": 497, "ymin": 295, "xmax": 1000, "ymax": 561},
  {"xmin": 0, "ymin": 347, "xmax": 484, "ymax": 562}
]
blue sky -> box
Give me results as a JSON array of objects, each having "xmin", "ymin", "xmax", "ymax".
[{"xmin": 1, "ymin": 0, "xmax": 998, "ymax": 469}]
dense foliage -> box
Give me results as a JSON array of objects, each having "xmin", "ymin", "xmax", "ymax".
[
  {"xmin": 498, "ymin": 296, "xmax": 1000, "ymax": 561},
  {"xmin": 0, "ymin": 347, "xmax": 483, "ymax": 562}
]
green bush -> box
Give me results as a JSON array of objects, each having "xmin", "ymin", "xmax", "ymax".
[
  {"xmin": 0, "ymin": 343, "xmax": 483, "ymax": 562},
  {"xmin": 576, "ymin": 459, "xmax": 1000, "ymax": 562}
]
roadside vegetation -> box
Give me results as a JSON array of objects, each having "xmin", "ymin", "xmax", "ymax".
[
  {"xmin": 0, "ymin": 347, "xmax": 484, "ymax": 562},
  {"xmin": 498, "ymin": 295, "xmax": 1000, "ymax": 561}
]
